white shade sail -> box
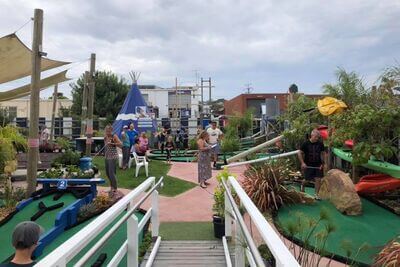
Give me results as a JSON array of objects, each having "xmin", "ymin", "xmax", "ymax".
[
  {"xmin": 0, "ymin": 33, "xmax": 70, "ymax": 84},
  {"xmin": 0, "ymin": 70, "xmax": 70, "ymax": 101}
]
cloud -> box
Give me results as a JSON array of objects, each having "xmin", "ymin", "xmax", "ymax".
[{"xmin": 0, "ymin": 0, "xmax": 399, "ymax": 99}]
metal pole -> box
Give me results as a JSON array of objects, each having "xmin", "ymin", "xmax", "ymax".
[
  {"xmin": 50, "ymin": 83, "xmax": 58, "ymax": 141},
  {"xmin": 26, "ymin": 9, "xmax": 43, "ymax": 196},
  {"xmin": 208, "ymin": 77, "xmax": 211, "ymax": 103},
  {"xmin": 200, "ymin": 78, "xmax": 204, "ymax": 111},
  {"xmin": 80, "ymin": 72, "xmax": 89, "ymax": 137},
  {"xmin": 226, "ymin": 134, "xmax": 287, "ymax": 163},
  {"xmin": 85, "ymin": 53, "xmax": 96, "ymax": 156},
  {"xmin": 224, "ymin": 150, "xmax": 299, "ymax": 168}
]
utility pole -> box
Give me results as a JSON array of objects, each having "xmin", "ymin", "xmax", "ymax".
[
  {"xmin": 208, "ymin": 77, "xmax": 212, "ymax": 103},
  {"xmin": 26, "ymin": 9, "xmax": 43, "ymax": 196},
  {"xmin": 175, "ymin": 77, "xmax": 178, "ymax": 119},
  {"xmin": 80, "ymin": 71, "xmax": 89, "ymax": 137},
  {"xmin": 245, "ymin": 83, "xmax": 253, "ymax": 94},
  {"xmin": 50, "ymin": 83, "xmax": 58, "ymax": 141},
  {"xmin": 85, "ymin": 53, "xmax": 96, "ymax": 156},
  {"xmin": 200, "ymin": 78, "xmax": 204, "ymax": 112}
]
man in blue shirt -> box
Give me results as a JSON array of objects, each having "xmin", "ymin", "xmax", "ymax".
[{"xmin": 126, "ymin": 123, "xmax": 138, "ymax": 149}]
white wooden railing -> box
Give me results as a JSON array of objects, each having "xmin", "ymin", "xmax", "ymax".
[
  {"xmin": 222, "ymin": 176, "xmax": 300, "ymax": 267},
  {"xmin": 35, "ymin": 176, "xmax": 163, "ymax": 267}
]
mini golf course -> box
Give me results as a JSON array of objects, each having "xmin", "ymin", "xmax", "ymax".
[
  {"xmin": 0, "ymin": 186, "xmax": 148, "ymax": 265},
  {"xmin": 0, "ymin": 192, "xmax": 78, "ymax": 263},
  {"xmin": 275, "ymin": 187, "xmax": 400, "ymax": 266},
  {"xmin": 37, "ymin": 211, "xmax": 146, "ymax": 266}
]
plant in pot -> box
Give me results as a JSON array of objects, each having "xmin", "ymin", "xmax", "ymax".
[
  {"xmin": 212, "ymin": 168, "xmax": 233, "ymax": 238},
  {"xmin": 212, "ymin": 184, "xmax": 225, "ymax": 238},
  {"xmin": 258, "ymin": 244, "xmax": 275, "ymax": 267}
]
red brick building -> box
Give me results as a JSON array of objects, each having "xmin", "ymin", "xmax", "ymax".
[{"xmin": 224, "ymin": 93, "xmax": 325, "ymax": 117}]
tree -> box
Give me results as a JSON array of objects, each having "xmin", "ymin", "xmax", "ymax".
[
  {"xmin": 279, "ymin": 95, "xmax": 325, "ymax": 151},
  {"xmin": 70, "ymin": 71, "xmax": 130, "ymax": 123},
  {"xmin": 322, "ymin": 68, "xmax": 369, "ymax": 108},
  {"xmin": 327, "ymin": 67, "xmax": 400, "ymax": 165}
]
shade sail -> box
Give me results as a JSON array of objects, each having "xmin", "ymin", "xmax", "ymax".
[
  {"xmin": 112, "ymin": 82, "xmax": 156, "ymax": 135},
  {"xmin": 0, "ymin": 34, "xmax": 70, "ymax": 84},
  {"xmin": 0, "ymin": 70, "xmax": 70, "ymax": 101}
]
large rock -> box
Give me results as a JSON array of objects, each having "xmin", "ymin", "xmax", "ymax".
[{"xmin": 319, "ymin": 169, "xmax": 362, "ymax": 215}]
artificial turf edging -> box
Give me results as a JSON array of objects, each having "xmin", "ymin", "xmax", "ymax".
[
  {"xmin": 92, "ymin": 157, "xmax": 196, "ymax": 197},
  {"xmin": 159, "ymin": 222, "xmax": 218, "ymax": 240}
]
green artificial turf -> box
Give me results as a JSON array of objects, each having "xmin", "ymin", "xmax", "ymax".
[
  {"xmin": 38, "ymin": 211, "xmax": 145, "ymax": 266},
  {"xmin": 0, "ymin": 193, "xmax": 78, "ymax": 263},
  {"xmin": 93, "ymin": 157, "xmax": 196, "ymax": 197},
  {"xmin": 160, "ymin": 222, "xmax": 218, "ymax": 241},
  {"xmin": 275, "ymin": 187, "xmax": 400, "ymax": 265}
]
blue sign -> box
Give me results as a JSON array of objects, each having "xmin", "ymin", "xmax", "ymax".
[{"xmin": 57, "ymin": 179, "xmax": 68, "ymax": 190}]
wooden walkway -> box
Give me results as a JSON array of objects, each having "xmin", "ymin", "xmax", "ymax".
[{"xmin": 141, "ymin": 240, "xmax": 233, "ymax": 267}]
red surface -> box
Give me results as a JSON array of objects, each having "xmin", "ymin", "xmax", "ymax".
[
  {"xmin": 355, "ymin": 174, "xmax": 400, "ymax": 194},
  {"xmin": 317, "ymin": 125, "xmax": 329, "ymax": 140},
  {"xmin": 345, "ymin": 139, "xmax": 354, "ymax": 148}
]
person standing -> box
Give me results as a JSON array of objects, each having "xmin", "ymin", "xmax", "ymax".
[
  {"xmin": 158, "ymin": 127, "xmax": 167, "ymax": 153},
  {"xmin": 206, "ymin": 121, "xmax": 224, "ymax": 168},
  {"xmin": 39, "ymin": 125, "xmax": 50, "ymax": 152},
  {"xmin": 121, "ymin": 125, "xmax": 130, "ymax": 170},
  {"xmin": 165, "ymin": 135, "xmax": 175, "ymax": 164},
  {"xmin": 197, "ymin": 131, "xmax": 212, "ymax": 188},
  {"xmin": 0, "ymin": 221, "xmax": 43, "ymax": 267},
  {"xmin": 298, "ymin": 129, "xmax": 327, "ymax": 200},
  {"xmin": 104, "ymin": 125, "xmax": 122, "ymax": 196},
  {"xmin": 126, "ymin": 123, "xmax": 138, "ymax": 150}
]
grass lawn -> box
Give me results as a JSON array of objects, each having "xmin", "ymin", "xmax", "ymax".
[
  {"xmin": 92, "ymin": 157, "xmax": 196, "ymax": 197},
  {"xmin": 160, "ymin": 222, "xmax": 217, "ymax": 240}
]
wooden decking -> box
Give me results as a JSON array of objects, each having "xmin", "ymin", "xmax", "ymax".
[{"xmin": 141, "ymin": 240, "xmax": 233, "ymax": 267}]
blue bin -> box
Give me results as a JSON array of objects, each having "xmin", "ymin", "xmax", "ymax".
[{"xmin": 79, "ymin": 157, "xmax": 92, "ymax": 171}]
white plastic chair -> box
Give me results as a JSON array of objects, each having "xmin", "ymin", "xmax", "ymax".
[
  {"xmin": 118, "ymin": 153, "xmax": 123, "ymax": 168},
  {"xmin": 129, "ymin": 152, "xmax": 149, "ymax": 177}
]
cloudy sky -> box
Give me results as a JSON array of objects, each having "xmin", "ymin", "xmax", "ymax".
[{"xmin": 1, "ymin": 0, "xmax": 400, "ymax": 100}]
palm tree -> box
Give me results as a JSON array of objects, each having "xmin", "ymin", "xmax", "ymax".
[{"xmin": 322, "ymin": 68, "xmax": 368, "ymax": 108}]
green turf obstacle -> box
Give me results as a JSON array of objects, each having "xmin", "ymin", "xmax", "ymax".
[
  {"xmin": 0, "ymin": 193, "xmax": 77, "ymax": 263},
  {"xmin": 37, "ymin": 211, "xmax": 146, "ymax": 266},
  {"xmin": 275, "ymin": 187, "xmax": 400, "ymax": 265}
]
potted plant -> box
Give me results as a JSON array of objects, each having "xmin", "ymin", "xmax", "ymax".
[
  {"xmin": 212, "ymin": 184, "xmax": 225, "ymax": 238},
  {"xmin": 212, "ymin": 168, "xmax": 233, "ymax": 238},
  {"xmin": 258, "ymin": 244, "xmax": 275, "ymax": 267}
]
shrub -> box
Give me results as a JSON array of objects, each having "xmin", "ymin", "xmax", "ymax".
[
  {"xmin": 189, "ymin": 138, "xmax": 197, "ymax": 150},
  {"xmin": 77, "ymin": 202, "xmax": 98, "ymax": 221},
  {"xmin": 38, "ymin": 168, "xmax": 65, "ymax": 179},
  {"xmin": 212, "ymin": 168, "xmax": 233, "ymax": 218},
  {"xmin": 93, "ymin": 193, "xmax": 114, "ymax": 210},
  {"xmin": 55, "ymin": 137, "xmax": 71, "ymax": 150},
  {"xmin": 221, "ymin": 136, "xmax": 240, "ymax": 153},
  {"xmin": 0, "ymin": 183, "xmax": 26, "ymax": 208},
  {"xmin": 373, "ymin": 236, "xmax": 400, "ymax": 267},
  {"xmin": 283, "ymin": 209, "xmax": 337, "ymax": 266},
  {"xmin": 0, "ymin": 126, "xmax": 27, "ymax": 152},
  {"xmin": 242, "ymin": 159, "xmax": 314, "ymax": 212},
  {"xmin": 52, "ymin": 150, "xmax": 81, "ymax": 166}
]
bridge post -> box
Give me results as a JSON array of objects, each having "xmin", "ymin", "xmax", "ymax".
[
  {"xmin": 127, "ymin": 210, "xmax": 139, "ymax": 266},
  {"xmin": 151, "ymin": 189, "xmax": 160, "ymax": 237},
  {"xmin": 235, "ymin": 220, "xmax": 245, "ymax": 267},
  {"xmin": 224, "ymin": 189, "xmax": 232, "ymax": 237}
]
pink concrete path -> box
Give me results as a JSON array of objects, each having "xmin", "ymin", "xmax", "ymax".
[{"xmin": 149, "ymin": 162, "xmax": 247, "ymax": 222}]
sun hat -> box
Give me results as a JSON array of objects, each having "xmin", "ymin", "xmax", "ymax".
[
  {"xmin": 12, "ymin": 221, "xmax": 44, "ymax": 249},
  {"xmin": 123, "ymin": 125, "xmax": 128, "ymax": 129}
]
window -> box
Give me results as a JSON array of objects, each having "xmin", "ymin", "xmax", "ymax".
[{"xmin": 8, "ymin": 106, "xmax": 17, "ymax": 118}]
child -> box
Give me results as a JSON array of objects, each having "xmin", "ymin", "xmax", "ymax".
[{"xmin": 165, "ymin": 136, "xmax": 175, "ymax": 164}]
